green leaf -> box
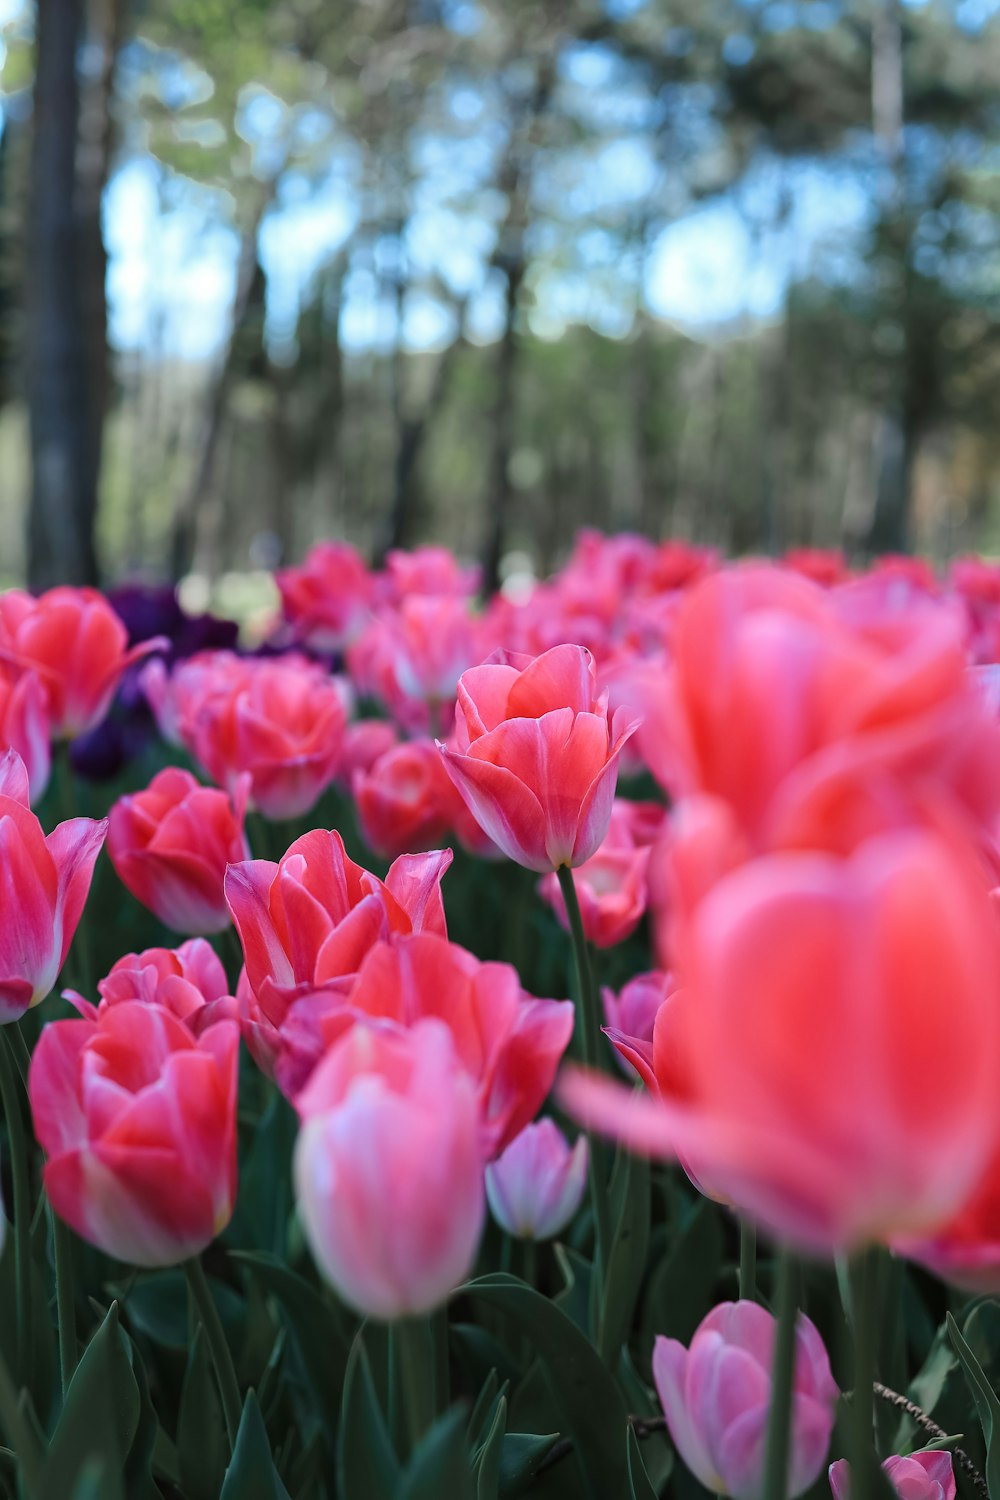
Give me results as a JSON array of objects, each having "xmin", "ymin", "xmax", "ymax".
[
  {"xmin": 642, "ymin": 1199, "xmax": 723, "ymax": 1349},
  {"xmin": 599, "ymin": 1148, "xmax": 650, "ymax": 1364},
  {"xmin": 461, "ymin": 1273, "xmax": 630, "ymax": 1500},
  {"xmin": 122, "ymin": 1271, "xmax": 189, "ymax": 1350},
  {"xmin": 473, "ymin": 1394, "xmax": 507, "ymax": 1500},
  {"xmin": 337, "ymin": 1332, "xmax": 401, "ymax": 1500},
  {"xmin": 627, "ymin": 1425, "xmax": 658, "ymax": 1500},
  {"xmin": 947, "ymin": 1312, "xmax": 1000, "ymax": 1500},
  {"xmin": 468, "ymin": 1370, "xmax": 501, "ymax": 1450},
  {"xmin": 178, "ymin": 1325, "xmax": 228, "ymax": 1500},
  {"xmin": 399, "ymin": 1404, "xmax": 474, "ymax": 1500},
  {"xmin": 226, "ymin": 1091, "xmax": 297, "ymax": 1256},
  {"xmin": 232, "ymin": 1251, "xmax": 352, "ymax": 1425},
  {"xmin": 121, "ymin": 1330, "xmax": 160, "ymax": 1500},
  {"xmin": 69, "ymin": 1459, "xmax": 107, "ymax": 1500},
  {"xmin": 497, "ymin": 1432, "xmax": 562, "ymax": 1498},
  {"xmin": 38, "ymin": 1303, "xmax": 138, "ymax": 1500},
  {"xmin": 219, "ymin": 1391, "xmax": 292, "ymax": 1500}
]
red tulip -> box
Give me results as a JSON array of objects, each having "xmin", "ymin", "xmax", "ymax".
[
  {"xmin": 225, "ymin": 830, "xmax": 451, "ymax": 1026},
  {"xmin": 0, "ymin": 665, "xmax": 51, "ymax": 803},
  {"xmin": 0, "ymin": 750, "xmax": 107, "ymax": 1020},
  {"xmin": 0, "ymin": 587, "xmax": 164, "ymax": 739},
  {"xmin": 184, "ymin": 656, "xmax": 347, "ymax": 820},
  {"xmin": 352, "ymin": 738, "xmax": 460, "ymax": 858},
  {"xmin": 379, "ymin": 545, "xmax": 480, "ymax": 602},
  {"xmin": 562, "ymin": 824, "xmax": 1000, "ymax": 1252},
  {"xmin": 73, "ymin": 940, "xmax": 236, "ymax": 1037},
  {"xmin": 294, "ymin": 1017, "xmax": 485, "ymax": 1319},
  {"xmin": 338, "ymin": 933, "xmax": 573, "ymax": 1156},
  {"xmin": 108, "ymin": 768, "xmax": 250, "ymax": 935},
  {"xmin": 276, "ymin": 540, "xmax": 373, "ymax": 650},
  {"xmin": 30, "ymin": 1000, "xmax": 239, "ymax": 1266},
  {"xmin": 141, "ymin": 650, "xmax": 255, "ymax": 749},
  {"xmin": 333, "ymin": 718, "xmax": 399, "ymax": 791},
  {"xmin": 439, "ymin": 643, "xmax": 639, "ymax": 872}
]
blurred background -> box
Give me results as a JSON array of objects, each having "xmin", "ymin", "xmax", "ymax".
[{"xmin": 4, "ymin": 0, "xmax": 1000, "ymax": 599}]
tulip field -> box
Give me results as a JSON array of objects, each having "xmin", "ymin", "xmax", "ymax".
[{"xmin": 2, "ymin": 534, "xmax": 1000, "ymax": 1500}]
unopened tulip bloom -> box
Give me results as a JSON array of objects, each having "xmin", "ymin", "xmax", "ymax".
[
  {"xmin": 185, "ymin": 657, "xmax": 347, "ymax": 820},
  {"xmin": 276, "ymin": 540, "xmax": 373, "ymax": 650},
  {"xmin": 0, "ymin": 749, "xmax": 107, "ymax": 1020},
  {"xmin": 601, "ymin": 970, "xmax": 675, "ymax": 1080},
  {"xmin": 108, "ymin": 768, "xmax": 250, "ymax": 934},
  {"xmin": 439, "ymin": 643, "xmax": 639, "ymax": 872},
  {"xmin": 76, "ymin": 940, "xmax": 236, "ymax": 1037},
  {"xmin": 829, "ymin": 1452, "xmax": 955, "ymax": 1500},
  {"xmin": 562, "ymin": 824, "xmax": 1000, "ymax": 1252},
  {"xmin": 486, "ymin": 1120, "xmax": 587, "ymax": 1239},
  {"xmin": 295, "ymin": 1018, "xmax": 485, "ymax": 1320},
  {"xmin": 353, "ymin": 739, "xmax": 459, "ymax": 858},
  {"xmin": 654, "ymin": 1301, "xmax": 838, "ymax": 1500},
  {"xmin": 343, "ymin": 934, "xmax": 574, "ymax": 1156},
  {"xmin": 30, "ymin": 1001, "xmax": 239, "ymax": 1266},
  {"xmin": 0, "ymin": 587, "xmax": 165, "ymax": 739}
]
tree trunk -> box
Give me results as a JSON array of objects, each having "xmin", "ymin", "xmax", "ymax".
[
  {"xmin": 27, "ymin": 0, "xmax": 98, "ymax": 589},
  {"xmin": 481, "ymin": 259, "xmax": 524, "ymax": 596}
]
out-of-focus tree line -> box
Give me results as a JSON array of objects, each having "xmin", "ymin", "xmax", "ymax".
[{"xmin": 3, "ymin": 0, "xmax": 1000, "ymax": 592}]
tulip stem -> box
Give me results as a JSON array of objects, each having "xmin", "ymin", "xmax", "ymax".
[
  {"xmin": 8, "ymin": 1024, "xmax": 30, "ymax": 1089},
  {"xmin": 850, "ymin": 1248, "xmax": 880, "ymax": 1500},
  {"xmin": 761, "ymin": 1246, "xmax": 798, "ymax": 1500},
  {"xmin": 394, "ymin": 1315, "xmax": 435, "ymax": 1455},
  {"xmin": 555, "ymin": 865, "xmax": 612, "ymax": 1282},
  {"xmin": 50, "ymin": 1202, "xmax": 78, "ymax": 1394},
  {"xmin": 184, "ymin": 1257, "xmax": 242, "ymax": 1449},
  {"xmin": 0, "ymin": 1030, "xmax": 31, "ymax": 1374},
  {"xmin": 739, "ymin": 1220, "xmax": 757, "ymax": 1302}
]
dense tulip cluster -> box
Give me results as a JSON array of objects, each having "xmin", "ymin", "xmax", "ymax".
[{"xmin": 1, "ymin": 535, "xmax": 1000, "ymax": 1497}]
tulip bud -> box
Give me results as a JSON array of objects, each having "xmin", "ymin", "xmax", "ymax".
[
  {"xmin": 486, "ymin": 1120, "xmax": 587, "ymax": 1240},
  {"xmin": 108, "ymin": 768, "xmax": 250, "ymax": 935},
  {"xmin": 829, "ymin": 1452, "xmax": 955, "ymax": 1500},
  {"xmin": 653, "ymin": 1300, "xmax": 838, "ymax": 1500},
  {"xmin": 294, "ymin": 1019, "xmax": 485, "ymax": 1320}
]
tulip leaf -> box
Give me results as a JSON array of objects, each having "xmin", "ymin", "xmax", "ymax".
[
  {"xmin": 226, "ymin": 1091, "xmax": 297, "ymax": 1257},
  {"xmin": 37, "ymin": 1302, "xmax": 138, "ymax": 1500},
  {"xmin": 947, "ymin": 1313, "xmax": 1000, "ymax": 1500},
  {"xmin": 473, "ymin": 1393, "xmax": 507, "ymax": 1500},
  {"xmin": 337, "ymin": 1332, "xmax": 401, "ymax": 1500},
  {"xmin": 497, "ymin": 1431, "xmax": 562, "ymax": 1498},
  {"xmin": 461, "ymin": 1272, "xmax": 630, "ymax": 1500},
  {"xmin": 121, "ymin": 1329, "xmax": 160, "ymax": 1500},
  {"xmin": 642, "ymin": 1198, "xmax": 724, "ymax": 1349},
  {"xmin": 599, "ymin": 1147, "xmax": 650, "ymax": 1364},
  {"xmin": 219, "ymin": 1391, "xmax": 292, "ymax": 1500},
  {"xmin": 627, "ymin": 1425, "xmax": 659, "ymax": 1500},
  {"xmin": 232, "ymin": 1251, "xmax": 352, "ymax": 1427},
  {"xmin": 69, "ymin": 1459, "xmax": 107, "ymax": 1500},
  {"xmin": 399, "ymin": 1404, "xmax": 474, "ymax": 1500},
  {"xmin": 468, "ymin": 1369, "xmax": 502, "ymax": 1449},
  {"xmin": 178, "ymin": 1325, "xmax": 228, "ymax": 1500}
]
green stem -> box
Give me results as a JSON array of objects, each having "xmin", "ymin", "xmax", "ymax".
[
  {"xmin": 184, "ymin": 1258, "xmax": 242, "ymax": 1450},
  {"xmin": 555, "ymin": 865, "xmax": 612, "ymax": 1281},
  {"xmin": 51, "ymin": 1204, "xmax": 77, "ymax": 1395},
  {"xmin": 739, "ymin": 1219, "xmax": 757, "ymax": 1302},
  {"xmin": 761, "ymin": 1247, "xmax": 798, "ymax": 1500},
  {"xmin": 850, "ymin": 1248, "xmax": 880, "ymax": 1500},
  {"xmin": 0, "ymin": 1031, "xmax": 31, "ymax": 1372},
  {"xmin": 9, "ymin": 1025, "xmax": 31, "ymax": 1090},
  {"xmin": 0, "ymin": 1339, "xmax": 43, "ymax": 1494},
  {"xmin": 395, "ymin": 1316, "xmax": 434, "ymax": 1454}
]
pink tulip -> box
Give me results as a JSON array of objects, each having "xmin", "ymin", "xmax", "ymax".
[
  {"xmin": 333, "ymin": 718, "xmax": 399, "ymax": 791},
  {"xmin": 601, "ymin": 969, "xmax": 675, "ymax": 1080},
  {"xmin": 341, "ymin": 933, "xmax": 574, "ymax": 1156},
  {"xmin": 276, "ymin": 541, "xmax": 374, "ymax": 650},
  {"xmin": 71, "ymin": 940, "xmax": 236, "ymax": 1037},
  {"xmin": 0, "ymin": 749, "xmax": 107, "ymax": 1020},
  {"xmin": 184, "ymin": 656, "xmax": 347, "ymax": 820},
  {"xmin": 108, "ymin": 767, "xmax": 250, "ymax": 935},
  {"xmin": 352, "ymin": 739, "xmax": 460, "ymax": 858},
  {"xmin": 485, "ymin": 1120, "xmax": 587, "ymax": 1239},
  {"xmin": 829, "ymin": 1452, "xmax": 955, "ymax": 1500},
  {"xmin": 379, "ymin": 545, "xmax": 480, "ymax": 602},
  {"xmin": 294, "ymin": 1018, "xmax": 485, "ymax": 1320},
  {"xmin": 654, "ymin": 1301, "xmax": 838, "ymax": 1500},
  {"xmin": 0, "ymin": 587, "xmax": 165, "ymax": 739},
  {"xmin": 538, "ymin": 798, "xmax": 663, "ymax": 947},
  {"xmin": 141, "ymin": 650, "xmax": 255, "ymax": 749},
  {"xmin": 30, "ymin": 1000, "xmax": 239, "ymax": 1266},
  {"xmin": 0, "ymin": 666, "xmax": 51, "ymax": 802},
  {"xmin": 562, "ymin": 824, "xmax": 1000, "ymax": 1252},
  {"xmin": 439, "ymin": 643, "xmax": 640, "ymax": 872},
  {"xmin": 348, "ymin": 596, "xmax": 486, "ymax": 735}
]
